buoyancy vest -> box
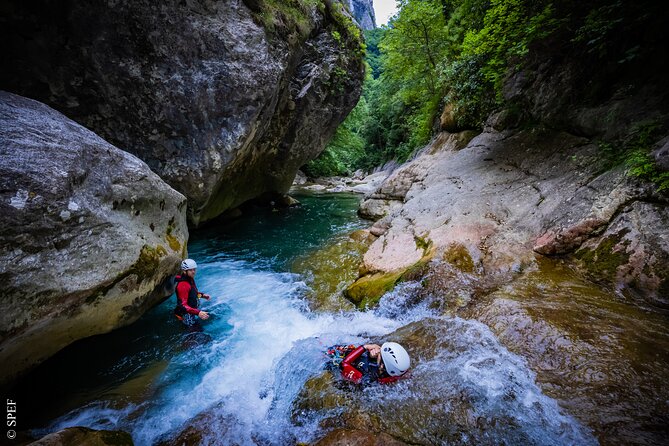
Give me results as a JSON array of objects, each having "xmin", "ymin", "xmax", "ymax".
[
  {"xmin": 174, "ymin": 274, "xmax": 199, "ymax": 316},
  {"xmin": 340, "ymin": 346, "xmax": 402, "ymax": 385}
]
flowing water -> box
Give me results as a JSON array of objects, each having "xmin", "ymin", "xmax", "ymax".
[{"xmin": 12, "ymin": 192, "xmax": 660, "ymax": 445}]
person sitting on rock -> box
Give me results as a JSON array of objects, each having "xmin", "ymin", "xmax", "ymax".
[
  {"xmin": 327, "ymin": 342, "xmax": 411, "ymax": 385},
  {"xmin": 174, "ymin": 259, "xmax": 211, "ymax": 328}
]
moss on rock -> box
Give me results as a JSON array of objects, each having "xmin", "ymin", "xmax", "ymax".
[
  {"xmin": 344, "ymin": 270, "xmax": 404, "ymax": 308},
  {"xmin": 131, "ymin": 245, "xmax": 162, "ymax": 284},
  {"xmin": 413, "ymin": 234, "xmax": 433, "ymax": 255},
  {"xmin": 442, "ymin": 243, "xmax": 476, "ymax": 273},
  {"xmin": 292, "ymin": 371, "xmax": 348, "ymax": 419},
  {"xmin": 575, "ymin": 231, "xmax": 631, "ymax": 280},
  {"xmin": 292, "ymin": 231, "xmax": 374, "ymax": 311},
  {"xmin": 165, "ymin": 234, "xmax": 181, "ymax": 252},
  {"xmin": 345, "ymin": 245, "xmax": 436, "ymax": 309}
]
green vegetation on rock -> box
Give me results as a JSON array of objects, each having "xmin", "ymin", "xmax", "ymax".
[
  {"xmin": 132, "ymin": 245, "xmax": 164, "ymax": 284},
  {"xmin": 344, "ymin": 270, "xmax": 404, "ymax": 308},
  {"xmin": 344, "ymin": 251, "xmax": 436, "ymax": 309},
  {"xmin": 443, "ymin": 243, "xmax": 476, "ymax": 274},
  {"xmin": 292, "ymin": 230, "xmax": 374, "ymax": 311},
  {"xmin": 575, "ymin": 232, "xmax": 631, "ymax": 280},
  {"xmin": 250, "ymin": 0, "xmax": 321, "ymax": 39}
]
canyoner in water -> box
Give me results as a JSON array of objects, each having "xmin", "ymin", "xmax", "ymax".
[
  {"xmin": 325, "ymin": 342, "xmax": 411, "ymax": 385},
  {"xmin": 173, "ymin": 258, "xmax": 212, "ymax": 329}
]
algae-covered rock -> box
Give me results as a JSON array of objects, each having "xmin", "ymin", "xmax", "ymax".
[
  {"xmin": 357, "ymin": 122, "xmax": 669, "ymax": 305},
  {"xmin": 292, "ymin": 371, "xmax": 350, "ymax": 421},
  {"xmin": 0, "ymin": 92, "xmax": 187, "ymax": 384},
  {"xmin": 345, "ymin": 237, "xmax": 435, "ymax": 309},
  {"xmin": 292, "ymin": 230, "xmax": 375, "ymax": 311},
  {"xmin": 344, "ymin": 271, "xmax": 404, "ymax": 308},
  {"xmin": 574, "ymin": 201, "xmax": 669, "ymax": 307}
]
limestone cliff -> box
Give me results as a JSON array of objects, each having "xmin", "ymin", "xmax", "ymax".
[
  {"xmin": 0, "ymin": 92, "xmax": 188, "ymax": 384},
  {"xmin": 0, "ymin": 0, "xmax": 365, "ymax": 225}
]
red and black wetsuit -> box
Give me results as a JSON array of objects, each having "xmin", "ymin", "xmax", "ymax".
[
  {"xmin": 340, "ymin": 346, "xmax": 401, "ymax": 385},
  {"xmin": 174, "ymin": 274, "xmax": 201, "ymax": 319}
]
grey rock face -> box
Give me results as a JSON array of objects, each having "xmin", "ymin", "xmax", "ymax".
[
  {"xmin": 357, "ymin": 128, "xmax": 669, "ymax": 305},
  {"xmin": 347, "ymin": 0, "xmax": 376, "ymax": 30},
  {"xmin": 652, "ymin": 136, "xmax": 669, "ymax": 171},
  {"xmin": 1, "ymin": 0, "xmax": 365, "ymax": 225},
  {"xmin": 0, "ymin": 92, "xmax": 188, "ymax": 384}
]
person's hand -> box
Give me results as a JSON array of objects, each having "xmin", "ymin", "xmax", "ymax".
[
  {"xmin": 202, "ymin": 293, "xmax": 211, "ymax": 300},
  {"xmin": 364, "ymin": 344, "xmax": 381, "ymax": 358},
  {"xmin": 198, "ymin": 311, "xmax": 209, "ymax": 320}
]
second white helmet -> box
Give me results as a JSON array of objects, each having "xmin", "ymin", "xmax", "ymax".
[
  {"xmin": 181, "ymin": 259, "xmax": 197, "ymax": 271},
  {"xmin": 381, "ymin": 342, "xmax": 410, "ymax": 376}
]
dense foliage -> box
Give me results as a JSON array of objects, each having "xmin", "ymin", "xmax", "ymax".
[{"xmin": 304, "ymin": 0, "xmax": 668, "ymax": 187}]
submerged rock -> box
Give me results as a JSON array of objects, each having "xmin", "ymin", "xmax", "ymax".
[
  {"xmin": 0, "ymin": 92, "xmax": 187, "ymax": 384},
  {"xmin": 28, "ymin": 427, "xmax": 133, "ymax": 446},
  {"xmin": 464, "ymin": 257, "xmax": 669, "ymax": 445},
  {"xmin": 1, "ymin": 0, "xmax": 365, "ymax": 225},
  {"xmin": 292, "ymin": 230, "xmax": 374, "ymax": 312},
  {"xmin": 313, "ymin": 428, "xmax": 407, "ymax": 446}
]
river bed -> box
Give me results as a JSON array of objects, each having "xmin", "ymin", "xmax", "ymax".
[{"xmin": 10, "ymin": 192, "xmax": 668, "ymax": 445}]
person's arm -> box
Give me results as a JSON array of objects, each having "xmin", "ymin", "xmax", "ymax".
[
  {"xmin": 176, "ymin": 282, "xmax": 201, "ymax": 315},
  {"xmin": 341, "ymin": 346, "xmax": 365, "ymax": 383}
]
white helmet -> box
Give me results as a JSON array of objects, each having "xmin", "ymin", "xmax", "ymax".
[
  {"xmin": 181, "ymin": 259, "xmax": 197, "ymax": 271},
  {"xmin": 381, "ymin": 342, "xmax": 410, "ymax": 376}
]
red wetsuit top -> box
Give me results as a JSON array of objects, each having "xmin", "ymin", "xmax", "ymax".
[
  {"xmin": 174, "ymin": 274, "xmax": 201, "ymax": 316},
  {"xmin": 340, "ymin": 346, "xmax": 403, "ymax": 385}
]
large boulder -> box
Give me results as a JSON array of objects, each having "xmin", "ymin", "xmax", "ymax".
[
  {"xmin": 1, "ymin": 0, "xmax": 365, "ymax": 225},
  {"xmin": 0, "ymin": 91, "xmax": 187, "ymax": 384}
]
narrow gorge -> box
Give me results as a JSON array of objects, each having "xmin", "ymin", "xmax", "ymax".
[{"xmin": 1, "ymin": 0, "xmax": 667, "ymax": 445}]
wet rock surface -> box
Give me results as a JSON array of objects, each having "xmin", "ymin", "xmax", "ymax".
[
  {"xmin": 0, "ymin": 92, "xmax": 187, "ymax": 384},
  {"xmin": 313, "ymin": 428, "xmax": 407, "ymax": 446},
  {"xmin": 462, "ymin": 258, "xmax": 669, "ymax": 445},
  {"xmin": 292, "ymin": 229, "xmax": 374, "ymax": 312},
  {"xmin": 154, "ymin": 405, "xmax": 235, "ymax": 446},
  {"xmin": 28, "ymin": 426, "xmax": 133, "ymax": 446},
  {"xmin": 356, "ymin": 127, "xmax": 669, "ymax": 306},
  {"xmin": 294, "ymin": 318, "xmax": 596, "ymax": 446},
  {"xmin": 1, "ymin": 0, "xmax": 365, "ymax": 225}
]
